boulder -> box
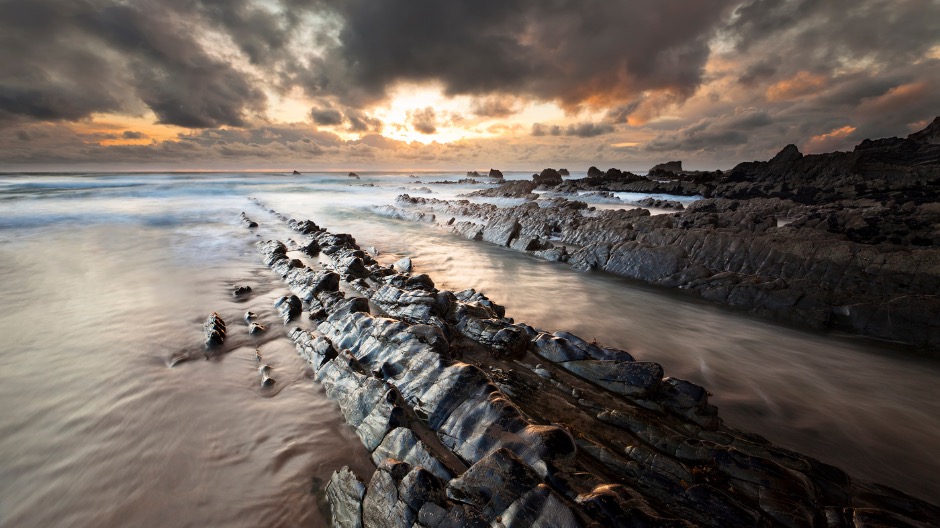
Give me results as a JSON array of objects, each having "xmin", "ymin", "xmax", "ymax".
[{"xmin": 533, "ymin": 168, "xmax": 563, "ymax": 187}]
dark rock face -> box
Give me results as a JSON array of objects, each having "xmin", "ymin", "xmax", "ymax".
[
  {"xmin": 558, "ymin": 168, "xmax": 570, "ymax": 176},
  {"xmin": 650, "ymin": 161, "xmax": 683, "ymax": 173},
  {"xmin": 587, "ymin": 166, "xmax": 604, "ymax": 178},
  {"xmin": 533, "ymin": 168, "xmax": 563, "ymax": 187},
  {"xmin": 488, "ymin": 168, "xmax": 504, "ymax": 179},
  {"xmin": 247, "ymin": 206, "xmax": 940, "ymax": 528},
  {"xmin": 292, "ymin": 170, "xmax": 302, "ymax": 175},
  {"xmin": 715, "ymin": 120, "xmax": 940, "ymax": 204}
]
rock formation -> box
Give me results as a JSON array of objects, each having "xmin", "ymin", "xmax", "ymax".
[
  {"xmin": 243, "ymin": 206, "xmax": 940, "ymax": 528},
  {"xmin": 650, "ymin": 161, "xmax": 683, "ymax": 173},
  {"xmin": 374, "ymin": 115, "xmax": 940, "ymax": 351},
  {"xmin": 533, "ymin": 168, "xmax": 563, "ymax": 187}
]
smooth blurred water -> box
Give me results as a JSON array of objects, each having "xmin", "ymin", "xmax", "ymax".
[{"xmin": 0, "ymin": 172, "xmax": 937, "ymax": 527}]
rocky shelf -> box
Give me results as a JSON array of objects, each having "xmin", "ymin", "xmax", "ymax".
[
  {"xmin": 241, "ymin": 204, "xmax": 938, "ymax": 528},
  {"xmin": 373, "ymin": 118, "xmax": 940, "ymax": 352}
]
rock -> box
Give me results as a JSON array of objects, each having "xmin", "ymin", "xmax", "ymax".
[
  {"xmin": 240, "ymin": 212, "xmax": 258, "ymax": 228},
  {"xmin": 292, "ymin": 170, "xmax": 301, "ymax": 175},
  {"xmin": 232, "ymin": 285, "xmax": 252, "ymax": 296},
  {"xmin": 372, "ymin": 427, "xmax": 453, "ymax": 482},
  {"xmin": 259, "ymin": 364, "xmax": 275, "ymax": 387},
  {"xmin": 587, "ymin": 166, "xmax": 604, "ymax": 178},
  {"xmin": 533, "ymin": 168, "xmax": 563, "ymax": 187},
  {"xmin": 274, "ymin": 294, "xmax": 302, "ymax": 323},
  {"xmin": 394, "ymin": 256, "xmax": 413, "ymax": 273},
  {"xmin": 770, "ymin": 144, "xmax": 803, "ymax": 164},
  {"xmin": 349, "ymin": 172, "xmax": 360, "ymax": 178},
  {"xmin": 363, "ymin": 460, "xmax": 417, "ymax": 528},
  {"xmin": 650, "ymin": 161, "xmax": 683, "ymax": 173},
  {"xmin": 562, "ymin": 360, "xmax": 664, "ymax": 397},
  {"xmin": 481, "ymin": 216, "xmax": 521, "ymax": 247},
  {"xmin": 256, "ymin": 209, "xmax": 940, "ymax": 528},
  {"xmin": 558, "ymin": 168, "xmax": 570, "ymax": 176},
  {"xmin": 248, "ymin": 322, "xmax": 266, "ymax": 334},
  {"xmin": 488, "ymin": 168, "xmax": 504, "ymax": 179},
  {"xmin": 203, "ymin": 312, "xmax": 226, "ymax": 349},
  {"xmin": 446, "ymin": 448, "xmax": 544, "ymax": 519},
  {"xmin": 327, "ymin": 467, "xmax": 366, "ymax": 528}
]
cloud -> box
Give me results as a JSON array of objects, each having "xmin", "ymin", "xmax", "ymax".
[
  {"xmin": 122, "ymin": 130, "xmax": 147, "ymax": 139},
  {"xmin": 531, "ymin": 123, "xmax": 561, "ymax": 137},
  {"xmin": 470, "ymin": 96, "xmax": 521, "ymax": 118},
  {"xmin": 302, "ymin": 0, "xmax": 740, "ymax": 109},
  {"xmin": 532, "ymin": 122, "xmax": 614, "ymax": 138},
  {"xmin": 409, "ymin": 107, "xmax": 437, "ymax": 134},
  {"xmin": 0, "ymin": 0, "xmax": 266, "ymax": 127},
  {"xmin": 311, "ymin": 107, "xmax": 344, "ymax": 126},
  {"xmin": 645, "ymin": 109, "xmax": 773, "ymax": 152},
  {"xmin": 0, "ymin": 0, "xmax": 937, "ymax": 169}
]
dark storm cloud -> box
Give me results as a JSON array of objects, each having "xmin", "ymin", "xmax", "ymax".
[
  {"xmin": 122, "ymin": 131, "xmax": 147, "ymax": 139},
  {"xmin": 565, "ymin": 122, "xmax": 615, "ymax": 138},
  {"xmin": 533, "ymin": 122, "xmax": 614, "ymax": 138},
  {"xmin": 303, "ymin": 0, "xmax": 739, "ymax": 107},
  {"xmin": 0, "ymin": 0, "xmax": 266, "ymax": 127},
  {"xmin": 311, "ymin": 107, "xmax": 344, "ymax": 126},
  {"xmin": 645, "ymin": 110, "xmax": 772, "ymax": 152}
]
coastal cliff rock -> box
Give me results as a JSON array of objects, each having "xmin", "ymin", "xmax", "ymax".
[{"xmin": 247, "ymin": 206, "xmax": 940, "ymax": 528}]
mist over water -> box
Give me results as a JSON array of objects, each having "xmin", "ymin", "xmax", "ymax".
[{"xmin": 0, "ymin": 172, "xmax": 937, "ymax": 526}]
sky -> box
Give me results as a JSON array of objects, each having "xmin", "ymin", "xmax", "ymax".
[{"xmin": 0, "ymin": 0, "xmax": 938, "ymax": 172}]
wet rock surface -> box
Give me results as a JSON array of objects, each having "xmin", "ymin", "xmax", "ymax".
[
  {"xmin": 379, "ymin": 119, "xmax": 940, "ymax": 351},
  {"xmin": 245, "ymin": 204, "xmax": 939, "ymax": 528}
]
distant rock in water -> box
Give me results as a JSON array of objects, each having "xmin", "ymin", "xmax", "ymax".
[
  {"xmin": 466, "ymin": 171, "xmax": 482, "ymax": 177},
  {"xmin": 649, "ymin": 161, "xmax": 682, "ymax": 173},
  {"xmin": 587, "ymin": 166, "xmax": 604, "ymax": 178},
  {"xmin": 348, "ymin": 172, "xmax": 360, "ymax": 179},
  {"xmin": 292, "ymin": 170, "xmax": 302, "ymax": 175},
  {"xmin": 533, "ymin": 168, "xmax": 562, "ymax": 187},
  {"xmin": 487, "ymin": 168, "xmax": 504, "ymax": 179},
  {"xmin": 558, "ymin": 168, "xmax": 570, "ymax": 175}
]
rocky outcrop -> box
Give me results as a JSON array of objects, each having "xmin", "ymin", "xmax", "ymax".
[
  {"xmin": 487, "ymin": 168, "xmax": 504, "ymax": 179},
  {"xmin": 247, "ymin": 207, "xmax": 939, "ymax": 528},
  {"xmin": 384, "ymin": 191, "xmax": 940, "ymax": 350},
  {"xmin": 459, "ymin": 180, "xmax": 537, "ymax": 199},
  {"xmin": 650, "ymin": 161, "xmax": 683, "ymax": 173},
  {"xmin": 713, "ymin": 119, "xmax": 940, "ymax": 203},
  {"xmin": 533, "ymin": 168, "xmax": 563, "ymax": 187}
]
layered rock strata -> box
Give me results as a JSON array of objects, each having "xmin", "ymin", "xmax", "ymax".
[
  {"xmin": 380, "ymin": 119, "xmax": 940, "ymax": 351},
  {"xmin": 247, "ymin": 208, "xmax": 939, "ymax": 528}
]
